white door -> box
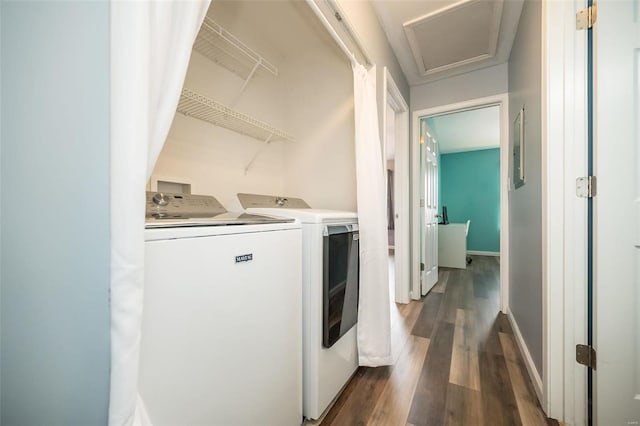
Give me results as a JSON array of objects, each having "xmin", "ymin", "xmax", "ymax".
[
  {"xmin": 420, "ymin": 119, "xmax": 438, "ymax": 295},
  {"xmin": 594, "ymin": 0, "xmax": 640, "ymax": 424}
]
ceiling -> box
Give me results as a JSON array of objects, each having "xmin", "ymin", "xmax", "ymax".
[
  {"xmin": 425, "ymin": 106, "xmax": 500, "ymax": 154},
  {"xmin": 371, "ymin": 0, "xmax": 524, "ymax": 86}
]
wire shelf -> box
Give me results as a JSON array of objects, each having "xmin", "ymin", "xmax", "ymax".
[
  {"xmin": 177, "ymin": 89, "xmax": 296, "ymax": 143},
  {"xmin": 194, "ymin": 17, "xmax": 278, "ymax": 80}
]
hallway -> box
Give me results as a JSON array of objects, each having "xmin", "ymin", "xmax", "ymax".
[{"xmin": 321, "ymin": 256, "xmax": 556, "ymax": 426}]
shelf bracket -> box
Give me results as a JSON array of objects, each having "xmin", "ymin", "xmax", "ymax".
[
  {"xmin": 232, "ymin": 58, "xmax": 263, "ymax": 107},
  {"xmin": 244, "ymin": 133, "xmax": 274, "ymax": 175}
]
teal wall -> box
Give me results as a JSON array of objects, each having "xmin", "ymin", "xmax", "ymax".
[
  {"xmin": 1, "ymin": 2, "xmax": 111, "ymax": 424},
  {"xmin": 439, "ymin": 148, "xmax": 500, "ymax": 252}
]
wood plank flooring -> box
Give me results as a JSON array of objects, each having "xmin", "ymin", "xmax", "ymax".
[{"xmin": 321, "ymin": 256, "xmax": 558, "ymax": 426}]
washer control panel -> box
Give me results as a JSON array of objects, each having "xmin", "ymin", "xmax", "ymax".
[
  {"xmin": 146, "ymin": 192, "xmax": 227, "ymax": 218},
  {"xmin": 237, "ymin": 192, "xmax": 311, "ymax": 209}
]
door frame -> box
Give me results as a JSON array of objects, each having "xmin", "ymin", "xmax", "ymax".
[
  {"xmin": 411, "ymin": 93, "xmax": 509, "ymax": 311},
  {"xmin": 382, "ymin": 67, "xmax": 411, "ymax": 304},
  {"xmin": 543, "ymin": 0, "xmax": 588, "ymax": 422}
]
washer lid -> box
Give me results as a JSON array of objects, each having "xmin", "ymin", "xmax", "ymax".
[
  {"xmin": 238, "ymin": 193, "xmax": 357, "ymax": 224},
  {"xmin": 146, "ymin": 212, "xmax": 295, "ymax": 228}
]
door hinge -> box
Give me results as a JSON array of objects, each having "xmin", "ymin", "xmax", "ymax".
[
  {"xmin": 576, "ymin": 344, "xmax": 597, "ymax": 369},
  {"xmin": 420, "ymin": 262, "xmax": 425, "ymax": 271},
  {"xmin": 576, "ymin": 176, "xmax": 597, "ymax": 198},
  {"xmin": 576, "ymin": 4, "xmax": 597, "ymax": 30}
]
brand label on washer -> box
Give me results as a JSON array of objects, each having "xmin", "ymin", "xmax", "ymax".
[{"xmin": 235, "ymin": 254, "xmax": 253, "ymax": 263}]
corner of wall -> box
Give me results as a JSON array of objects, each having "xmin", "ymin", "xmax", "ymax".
[{"xmin": 335, "ymin": 0, "xmax": 409, "ymax": 100}]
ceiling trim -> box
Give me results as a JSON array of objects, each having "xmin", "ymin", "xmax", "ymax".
[
  {"xmin": 402, "ymin": 0, "xmax": 504, "ymax": 77},
  {"xmin": 440, "ymin": 145, "xmax": 500, "ymax": 155}
]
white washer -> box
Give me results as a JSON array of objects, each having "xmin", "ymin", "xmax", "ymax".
[
  {"xmin": 140, "ymin": 192, "xmax": 303, "ymax": 426},
  {"xmin": 239, "ymin": 194, "xmax": 359, "ymax": 420}
]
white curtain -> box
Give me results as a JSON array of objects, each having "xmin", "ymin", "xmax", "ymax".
[
  {"xmin": 109, "ymin": 2, "xmax": 210, "ymax": 425},
  {"xmin": 352, "ymin": 63, "xmax": 392, "ymax": 367}
]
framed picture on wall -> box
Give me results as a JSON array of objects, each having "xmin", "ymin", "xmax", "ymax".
[{"xmin": 513, "ymin": 107, "xmax": 525, "ymax": 188}]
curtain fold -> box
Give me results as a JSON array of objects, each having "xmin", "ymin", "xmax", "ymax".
[
  {"xmin": 109, "ymin": 2, "xmax": 210, "ymax": 425},
  {"xmin": 352, "ymin": 63, "xmax": 392, "ymax": 367}
]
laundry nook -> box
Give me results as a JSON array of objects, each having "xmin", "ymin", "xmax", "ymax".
[{"xmin": 4, "ymin": 1, "xmax": 638, "ymax": 425}]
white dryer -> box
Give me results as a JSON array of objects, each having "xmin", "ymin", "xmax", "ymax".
[
  {"xmin": 140, "ymin": 192, "xmax": 302, "ymax": 426},
  {"xmin": 238, "ymin": 193, "xmax": 359, "ymax": 420}
]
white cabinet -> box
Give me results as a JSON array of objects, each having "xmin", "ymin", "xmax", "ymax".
[{"xmin": 438, "ymin": 222, "xmax": 469, "ymax": 269}]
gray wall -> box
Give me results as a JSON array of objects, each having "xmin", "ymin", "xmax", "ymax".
[
  {"xmin": 338, "ymin": 0, "xmax": 409, "ymax": 102},
  {"xmin": 1, "ymin": 2, "xmax": 111, "ymax": 424},
  {"xmin": 336, "ymin": 0, "xmax": 410, "ymax": 156},
  {"xmin": 508, "ymin": 0, "xmax": 543, "ymax": 375},
  {"xmin": 410, "ymin": 63, "xmax": 508, "ymax": 112}
]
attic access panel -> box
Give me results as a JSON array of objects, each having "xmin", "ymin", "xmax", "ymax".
[{"xmin": 403, "ymin": 0, "xmax": 504, "ymax": 77}]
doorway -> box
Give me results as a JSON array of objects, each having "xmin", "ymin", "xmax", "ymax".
[
  {"xmin": 386, "ymin": 101, "xmax": 397, "ymax": 302},
  {"xmin": 411, "ymin": 94, "xmax": 510, "ymax": 312},
  {"xmin": 427, "ymin": 105, "xmax": 501, "ymax": 257},
  {"xmin": 383, "ymin": 67, "xmax": 410, "ymax": 304}
]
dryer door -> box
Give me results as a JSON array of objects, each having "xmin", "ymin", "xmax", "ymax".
[{"xmin": 322, "ymin": 224, "xmax": 359, "ymax": 348}]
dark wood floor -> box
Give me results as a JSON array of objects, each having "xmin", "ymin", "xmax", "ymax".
[{"xmin": 321, "ymin": 256, "xmax": 558, "ymax": 426}]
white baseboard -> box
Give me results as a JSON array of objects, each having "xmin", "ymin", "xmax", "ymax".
[
  {"xmin": 467, "ymin": 250, "xmax": 500, "ymax": 256},
  {"xmin": 505, "ymin": 308, "xmax": 544, "ymax": 405}
]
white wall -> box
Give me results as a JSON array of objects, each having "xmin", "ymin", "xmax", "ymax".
[
  {"xmin": 152, "ymin": 1, "xmax": 294, "ymax": 211},
  {"xmin": 411, "ymin": 63, "xmax": 509, "ymax": 112},
  {"xmin": 280, "ymin": 10, "xmax": 356, "ymax": 211},
  {"xmin": 508, "ymin": 0, "xmax": 543, "ymax": 376},
  {"xmin": 152, "ymin": 1, "xmax": 358, "ymax": 212},
  {"xmin": 152, "ymin": 48, "xmax": 287, "ymax": 211},
  {"xmin": 280, "ymin": 58, "xmax": 356, "ymax": 211},
  {"xmin": 280, "ymin": 0, "xmax": 413, "ymax": 212},
  {"xmin": 1, "ymin": 2, "xmax": 111, "ymax": 423},
  {"xmin": 152, "ymin": 1, "xmax": 414, "ymax": 214}
]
